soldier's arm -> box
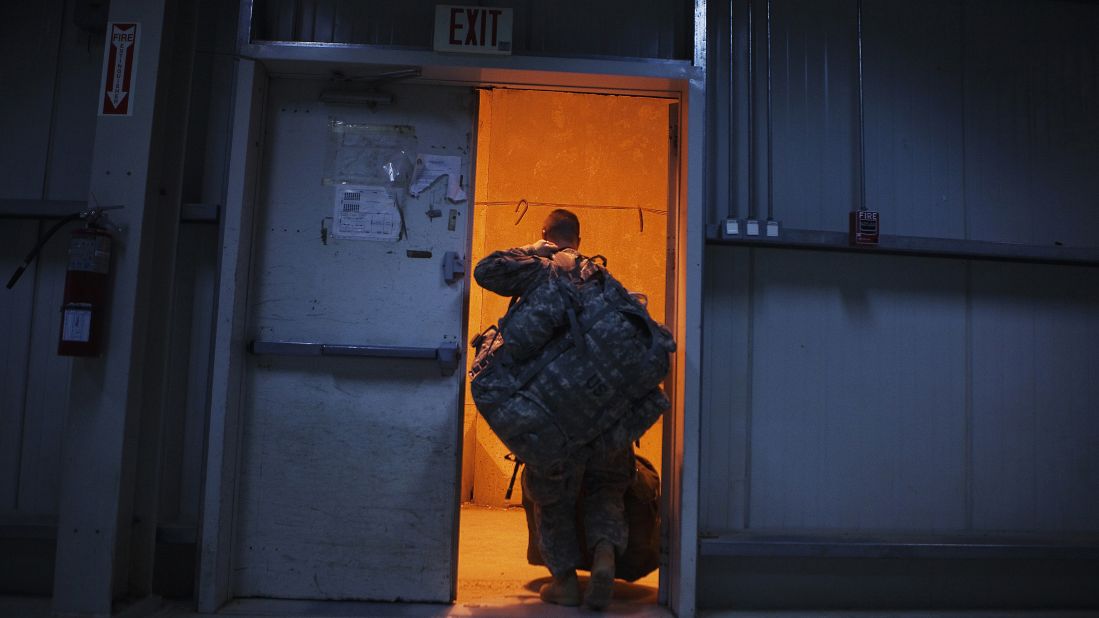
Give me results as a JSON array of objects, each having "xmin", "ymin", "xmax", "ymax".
[{"xmin": 474, "ymin": 243, "xmax": 554, "ymax": 297}]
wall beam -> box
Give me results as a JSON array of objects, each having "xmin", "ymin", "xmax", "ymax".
[
  {"xmin": 50, "ymin": 0, "xmax": 176, "ymax": 614},
  {"xmin": 705, "ymin": 227, "xmax": 1099, "ymax": 267}
]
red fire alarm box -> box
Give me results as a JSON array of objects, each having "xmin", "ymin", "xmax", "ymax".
[{"xmin": 850, "ymin": 210, "xmax": 879, "ymax": 245}]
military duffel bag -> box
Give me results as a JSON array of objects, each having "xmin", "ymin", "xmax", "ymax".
[{"xmin": 468, "ymin": 252, "xmax": 675, "ymax": 471}]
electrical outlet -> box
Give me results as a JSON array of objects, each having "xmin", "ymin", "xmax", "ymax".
[
  {"xmin": 723, "ymin": 218, "xmax": 740, "ymax": 236},
  {"xmin": 766, "ymin": 220, "xmax": 780, "ymax": 237},
  {"xmin": 745, "ymin": 219, "xmax": 760, "ymax": 236}
]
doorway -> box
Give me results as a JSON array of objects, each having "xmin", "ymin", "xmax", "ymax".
[{"xmin": 458, "ymin": 88, "xmax": 676, "ymax": 607}]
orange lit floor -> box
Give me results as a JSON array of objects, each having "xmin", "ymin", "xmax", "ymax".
[{"xmin": 456, "ymin": 503, "xmax": 661, "ymax": 614}]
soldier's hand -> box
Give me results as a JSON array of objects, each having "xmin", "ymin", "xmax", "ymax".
[{"xmin": 529, "ymin": 239, "xmax": 560, "ymax": 257}]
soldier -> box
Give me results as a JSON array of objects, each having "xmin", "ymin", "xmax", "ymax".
[{"xmin": 473, "ymin": 209, "xmax": 635, "ymax": 610}]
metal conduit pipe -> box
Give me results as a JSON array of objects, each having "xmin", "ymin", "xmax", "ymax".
[
  {"xmin": 856, "ymin": 0, "xmax": 867, "ymax": 212},
  {"xmin": 746, "ymin": 0, "xmax": 755, "ymax": 223},
  {"xmin": 728, "ymin": 0, "xmax": 736, "ymax": 221},
  {"xmin": 766, "ymin": 0, "xmax": 774, "ymax": 224}
]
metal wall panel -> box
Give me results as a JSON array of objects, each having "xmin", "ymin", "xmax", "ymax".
[
  {"xmin": 17, "ymin": 238, "xmax": 71, "ymax": 516},
  {"xmin": 970, "ymin": 262, "xmax": 1099, "ymax": 532},
  {"xmin": 0, "ymin": 1, "xmax": 62, "ymax": 514},
  {"xmin": 43, "ymin": 0, "xmax": 101, "ymax": 202},
  {"xmin": 159, "ymin": 0, "xmax": 241, "ymax": 529},
  {"xmin": 740, "ymin": 0, "xmax": 1099, "ymax": 242},
  {"xmin": 702, "ymin": 257, "xmax": 1099, "ymax": 536},
  {"xmin": 862, "ymin": 0, "xmax": 965, "ymax": 237},
  {"xmin": 186, "ymin": 0, "xmax": 241, "ymax": 206},
  {"xmin": 963, "ymin": 1, "xmax": 1099, "ymax": 247},
  {"xmin": 765, "ymin": 0, "xmax": 859, "ymax": 231},
  {"xmin": 250, "ymin": 0, "xmax": 692, "ymax": 60},
  {"xmin": 0, "ymin": 0, "xmax": 87, "ymax": 518},
  {"xmin": 0, "ymin": 3, "xmax": 60, "ymax": 200},
  {"xmin": 700, "ymin": 246, "xmax": 753, "ymax": 530},
  {"xmin": 14, "ymin": 0, "xmax": 102, "ymax": 518},
  {"xmin": 746, "ymin": 250, "xmax": 968, "ymax": 530},
  {"xmin": 701, "ymin": 0, "xmax": 1099, "ymax": 541},
  {"xmin": 160, "ymin": 225, "xmax": 218, "ymax": 525},
  {"xmin": 0, "ymin": 224, "xmax": 37, "ymax": 513},
  {"xmin": 0, "ymin": 237, "xmax": 70, "ymax": 517},
  {"xmin": 766, "ymin": 0, "xmax": 967, "ymax": 235}
]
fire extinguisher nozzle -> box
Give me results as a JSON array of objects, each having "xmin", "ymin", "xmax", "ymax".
[{"xmin": 6, "ymin": 264, "xmax": 28, "ymax": 290}]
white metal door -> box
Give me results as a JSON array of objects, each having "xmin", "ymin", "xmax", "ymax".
[{"xmin": 231, "ymin": 79, "xmax": 473, "ymax": 602}]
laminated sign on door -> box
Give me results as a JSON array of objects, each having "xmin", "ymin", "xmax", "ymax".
[{"xmin": 333, "ymin": 185, "xmax": 401, "ymax": 241}]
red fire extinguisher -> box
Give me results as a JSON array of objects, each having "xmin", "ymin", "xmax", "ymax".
[
  {"xmin": 58, "ymin": 224, "xmax": 113, "ymax": 356},
  {"xmin": 5, "ymin": 206, "xmax": 119, "ymax": 357}
]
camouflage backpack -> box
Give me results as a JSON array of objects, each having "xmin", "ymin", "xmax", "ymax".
[{"xmin": 469, "ymin": 250, "xmax": 676, "ymax": 471}]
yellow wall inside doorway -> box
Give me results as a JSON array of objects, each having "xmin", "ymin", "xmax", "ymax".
[{"xmin": 464, "ymin": 88, "xmax": 673, "ymax": 506}]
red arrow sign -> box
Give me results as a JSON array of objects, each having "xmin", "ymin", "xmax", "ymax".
[{"xmin": 100, "ymin": 23, "xmax": 139, "ymax": 116}]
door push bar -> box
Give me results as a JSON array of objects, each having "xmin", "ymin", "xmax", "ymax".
[{"xmin": 249, "ymin": 340, "xmax": 461, "ymax": 376}]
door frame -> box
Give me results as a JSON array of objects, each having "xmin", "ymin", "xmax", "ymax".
[{"xmin": 198, "ymin": 50, "xmax": 704, "ymax": 618}]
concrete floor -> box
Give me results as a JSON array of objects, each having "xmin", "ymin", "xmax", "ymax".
[
  {"xmin": 1, "ymin": 508, "xmax": 1092, "ymax": 617},
  {"xmin": 153, "ymin": 504, "xmax": 665, "ymax": 617},
  {"xmin": 1, "ymin": 596, "xmax": 1093, "ymax": 618},
  {"xmin": 0, "ymin": 505, "xmax": 666, "ymax": 618}
]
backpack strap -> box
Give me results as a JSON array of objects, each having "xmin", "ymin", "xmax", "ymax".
[
  {"xmin": 551, "ymin": 250, "xmax": 580, "ymax": 280},
  {"xmin": 503, "ymin": 453, "xmax": 523, "ymax": 500},
  {"xmin": 552, "ymin": 251, "xmax": 608, "ymax": 283}
]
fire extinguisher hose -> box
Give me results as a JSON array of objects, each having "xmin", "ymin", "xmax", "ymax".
[{"xmin": 5, "ymin": 212, "xmax": 83, "ymax": 290}]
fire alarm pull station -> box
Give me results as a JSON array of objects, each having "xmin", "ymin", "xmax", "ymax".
[{"xmin": 850, "ymin": 210, "xmax": 879, "ymax": 246}]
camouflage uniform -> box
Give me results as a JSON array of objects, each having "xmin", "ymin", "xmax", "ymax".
[
  {"xmin": 522, "ymin": 434, "xmax": 635, "ymax": 578},
  {"xmin": 474, "ymin": 244, "xmax": 636, "ymax": 578},
  {"xmin": 472, "ymin": 244, "xmax": 562, "ymax": 299}
]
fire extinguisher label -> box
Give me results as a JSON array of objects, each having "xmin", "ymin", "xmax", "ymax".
[
  {"xmin": 68, "ymin": 236, "xmax": 111, "ymax": 273},
  {"xmin": 62, "ymin": 305, "xmax": 93, "ymax": 343}
]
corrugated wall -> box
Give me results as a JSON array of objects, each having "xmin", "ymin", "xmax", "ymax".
[
  {"xmin": 699, "ymin": 1, "xmax": 1099, "ymax": 608},
  {"xmin": 702, "ymin": 0, "xmax": 1099, "ymax": 539},
  {"xmin": 0, "ymin": 0, "xmax": 234, "ymax": 594},
  {"xmin": 0, "ymin": 0, "xmax": 94, "ymax": 521}
]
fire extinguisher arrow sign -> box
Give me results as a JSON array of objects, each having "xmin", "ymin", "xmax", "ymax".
[{"xmin": 99, "ymin": 22, "xmax": 140, "ymax": 116}]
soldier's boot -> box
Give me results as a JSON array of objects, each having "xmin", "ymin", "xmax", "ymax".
[
  {"xmin": 539, "ymin": 570, "xmax": 580, "ymax": 606},
  {"xmin": 584, "ymin": 541, "xmax": 616, "ymax": 610}
]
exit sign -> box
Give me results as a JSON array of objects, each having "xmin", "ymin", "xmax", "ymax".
[{"xmin": 434, "ymin": 5, "xmax": 513, "ymax": 55}]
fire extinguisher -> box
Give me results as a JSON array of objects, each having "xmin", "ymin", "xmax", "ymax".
[
  {"xmin": 58, "ymin": 224, "xmax": 113, "ymax": 356},
  {"xmin": 6, "ymin": 206, "xmax": 120, "ymax": 357}
]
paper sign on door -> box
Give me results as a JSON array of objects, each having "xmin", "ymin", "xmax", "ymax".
[
  {"xmin": 409, "ymin": 154, "xmax": 467, "ymax": 202},
  {"xmin": 333, "ymin": 185, "xmax": 401, "ymax": 241}
]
